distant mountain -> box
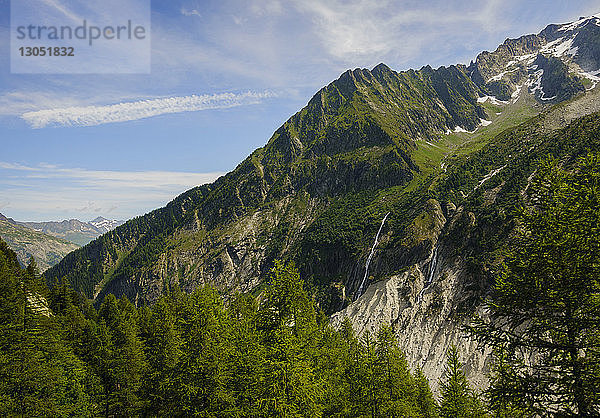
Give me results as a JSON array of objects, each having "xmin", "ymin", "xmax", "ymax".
[
  {"xmin": 0, "ymin": 217, "xmax": 79, "ymax": 271},
  {"xmin": 46, "ymin": 14, "xmax": 600, "ymax": 392},
  {"xmin": 89, "ymin": 217, "xmax": 125, "ymax": 234},
  {"xmin": 6, "ymin": 214, "xmax": 125, "ymax": 246}
]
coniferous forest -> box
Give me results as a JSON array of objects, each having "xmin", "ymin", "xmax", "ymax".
[
  {"xmin": 1, "ymin": 247, "xmax": 445, "ymax": 417},
  {"xmin": 0, "ymin": 154, "xmax": 599, "ymax": 417}
]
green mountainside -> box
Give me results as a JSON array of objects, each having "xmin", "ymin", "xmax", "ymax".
[
  {"xmin": 46, "ymin": 16, "xmax": 600, "ymax": 309},
  {"xmin": 0, "ymin": 217, "xmax": 79, "ymax": 271},
  {"xmin": 41, "ymin": 14, "xmax": 600, "ymax": 394}
]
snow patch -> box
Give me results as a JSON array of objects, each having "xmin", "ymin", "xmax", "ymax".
[
  {"xmin": 511, "ymin": 84, "xmax": 523, "ymax": 103},
  {"xmin": 479, "ymin": 119, "xmax": 492, "ymax": 127},
  {"xmin": 506, "ymin": 53, "xmax": 537, "ymax": 67},
  {"xmin": 487, "ymin": 67, "xmax": 519, "ymax": 82},
  {"xmin": 578, "ymin": 69, "xmax": 600, "ymax": 90},
  {"xmin": 527, "ymin": 69, "xmax": 554, "ymax": 100},
  {"xmin": 558, "ymin": 15, "xmax": 600, "ymax": 32},
  {"xmin": 540, "ymin": 36, "xmax": 579, "ymax": 58},
  {"xmin": 477, "ymin": 95, "xmax": 509, "ymax": 105}
]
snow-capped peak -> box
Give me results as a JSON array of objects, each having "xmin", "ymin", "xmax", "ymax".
[
  {"xmin": 89, "ymin": 217, "xmax": 123, "ymax": 233},
  {"xmin": 558, "ymin": 15, "xmax": 600, "ymax": 32}
]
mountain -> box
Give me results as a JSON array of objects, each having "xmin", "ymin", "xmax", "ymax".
[
  {"xmin": 11, "ymin": 215, "xmax": 124, "ymax": 246},
  {"xmin": 45, "ymin": 15, "xmax": 600, "ymax": 391},
  {"xmin": 89, "ymin": 217, "xmax": 124, "ymax": 234},
  {"xmin": 0, "ymin": 216, "xmax": 79, "ymax": 271}
]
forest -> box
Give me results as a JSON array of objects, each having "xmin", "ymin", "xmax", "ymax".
[{"xmin": 0, "ymin": 153, "xmax": 598, "ymax": 417}]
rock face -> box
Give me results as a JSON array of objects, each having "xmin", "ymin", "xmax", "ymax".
[
  {"xmin": 331, "ymin": 200, "xmax": 491, "ymax": 394},
  {"xmin": 45, "ymin": 14, "xmax": 600, "ymax": 392}
]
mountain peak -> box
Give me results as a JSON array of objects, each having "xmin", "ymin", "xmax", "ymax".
[{"xmin": 90, "ymin": 216, "xmax": 108, "ymax": 223}]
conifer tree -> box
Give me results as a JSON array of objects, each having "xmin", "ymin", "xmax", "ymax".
[
  {"xmin": 257, "ymin": 261, "xmax": 323, "ymax": 417},
  {"xmin": 439, "ymin": 345, "xmax": 485, "ymax": 418},
  {"xmin": 470, "ymin": 154, "xmax": 600, "ymax": 416},
  {"xmin": 414, "ymin": 368, "xmax": 439, "ymax": 418}
]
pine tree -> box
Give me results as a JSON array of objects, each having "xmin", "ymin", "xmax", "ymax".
[
  {"xmin": 139, "ymin": 298, "xmax": 182, "ymax": 415},
  {"xmin": 0, "ymin": 239, "xmax": 94, "ymax": 416},
  {"xmin": 375, "ymin": 325, "xmax": 418, "ymax": 417},
  {"xmin": 171, "ymin": 286, "xmax": 234, "ymax": 416},
  {"xmin": 439, "ymin": 345, "xmax": 485, "ymax": 418},
  {"xmin": 469, "ymin": 154, "xmax": 600, "ymax": 416},
  {"xmin": 414, "ymin": 368, "xmax": 439, "ymax": 418},
  {"xmin": 96, "ymin": 294, "xmax": 146, "ymax": 416},
  {"xmin": 257, "ymin": 261, "xmax": 323, "ymax": 417}
]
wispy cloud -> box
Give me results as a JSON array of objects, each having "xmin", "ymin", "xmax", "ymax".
[
  {"xmin": 21, "ymin": 91, "xmax": 277, "ymax": 128},
  {"xmin": 0, "ymin": 162, "xmax": 223, "ymax": 189},
  {"xmin": 0, "ymin": 162, "xmax": 224, "ymax": 221},
  {"xmin": 180, "ymin": 7, "xmax": 202, "ymax": 17},
  {"xmin": 291, "ymin": 0, "xmax": 506, "ymax": 64}
]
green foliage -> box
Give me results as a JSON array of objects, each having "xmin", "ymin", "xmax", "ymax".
[
  {"xmin": 2, "ymin": 255, "xmax": 443, "ymax": 416},
  {"xmin": 469, "ymin": 154, "xmax": 600, "ymax": 416},
  {"xmin": 439, "ymin": 345, "xmax": 486, "ymax": 418},
  {"xmin": 0, "ymin": 240, "xmax": 96, "ymax": 417}
]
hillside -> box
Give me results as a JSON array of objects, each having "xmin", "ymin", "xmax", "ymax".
[
  {"xmin": 5, "ymin": 215, "xmax": 124, "ymax": 246},
  {"xmin": 0, "ymin": 217, "xmax": 79, "ymax": 271},
  {"xmin": 46, "ymin": 14, "xmax": 600, "ymax": 390}
]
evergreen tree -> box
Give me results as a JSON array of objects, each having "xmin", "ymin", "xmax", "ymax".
[
  {"xmin": 414, "ymin": 368, "xmax": 439, "ymax": 418},
  {"xmin": 439, "ymin": 345, "xmax": 485, "ymax": 418},
  {"xmin": 97, "ymin": 294, "xmax": 146, "ymax": 416},
  {"xmin": 139, "ymin": 298, "xmax": 182, "ymax": 415},
  {"xmin": 375, "ymin": 326, "xmax": 418, "ymax": 417},
  {"xmin": 0, "ymin": 240, "xmax": 94, "ymax": 416},
  {"xmin": 257, "ymin": 261, "xmax": 323, "ymax": 417},
  {"xmin": 469, "ymin": 154, "xmax": 600, "ymax": 416},
  {"xmin": 171, "ymin": 286, "xmax": 234, "ymax": 416}
]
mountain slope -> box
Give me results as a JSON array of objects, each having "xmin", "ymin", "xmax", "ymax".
[
  {"xmin": 46, "ymin": 60, "xmax": 492, "ymax": 303},
  {"xmin": 46, "ymin": 14, "xmax": 600, "ymax": 391},
  {"xmin": 11, "ymin": 215, "xmax": 124, "ymax": 246},
  {"xmin": 0, "ymin": 218, "xmax": 79, "ymax": 271}
]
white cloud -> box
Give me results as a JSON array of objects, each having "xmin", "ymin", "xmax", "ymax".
[
  {"xmin": 181, "ymin": 7, "xmax": 202, "ymax": 17},
  {"xmin": 290, "ymin": 0, "xmax": 506, "ymax": 64},
  {"xmin": 250, "ymin": 0, "xmax": 283, "ymax": 16},
  {"xmin": 38, "ymin": 0, "xmax": 83, "ymax": 24},
  {"xmin": 21, "ymin": 91, "xmax": 277, "ymax": 128},
  {"xmin": 1, "ymin": 162, "xmax": 224, "ymax": 190},
  {"xmin": 0, "ymin": 162, "xmax": 225, "ymax": 221}
]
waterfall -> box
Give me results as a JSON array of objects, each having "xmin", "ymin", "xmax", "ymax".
[
  {"xmin": 355, "ymin": 212, "xmax": 390, "ymax": 300},
  {"xmin": 417, "ymin": 242, "xmax": 440, "ymax": 302}
]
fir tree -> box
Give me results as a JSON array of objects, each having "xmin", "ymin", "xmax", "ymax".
[
  {"xmin": 439, "ymin": 345, "xmax": 485, "ymax": 418},
  {"xmin": 469, "ymin": 154, "xmax": 600, "ymax": 416}
]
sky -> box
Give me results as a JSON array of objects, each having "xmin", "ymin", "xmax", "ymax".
[{"xmin": 1, "ymin": 0, "xmax": 599, "ymax": 222}]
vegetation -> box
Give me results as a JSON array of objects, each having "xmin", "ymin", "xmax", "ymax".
[
  {"xmin": 470, "ymin": 154, "xmax": 600, "ymax": 416},
  {"xmin": 3, "ymin": 246, "xmax": 448, "ymax": 417},
  {"xmin": 438, "ymin": 345, "xmax": 486, "ymax": 418},
  {"xmin": 0, "ymin": 218, "xmax": 79, "ymax": 271}
]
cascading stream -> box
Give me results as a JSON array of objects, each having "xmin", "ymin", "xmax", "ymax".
[
  {"xmin": 417, "ymin": 242, "xmax": 440, "ymax": 302},
  {"xmin": 355, "ymin": 212, "xmax": 390, "ymax": 300}
]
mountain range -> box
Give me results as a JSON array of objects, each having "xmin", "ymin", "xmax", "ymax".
[
  {"xmin": 0, "ymin": 215, "xmax": 79, "ymax": 272},
  {"xmin": 0, "ymin": 213, "xmax": 123, "ymax": 271},
  {"xmin": 0, "ymin": 213, "xmax": 124, "ymax": 246},
  {"xmin": 45, "ymin": 14, "xmax": 600, "ymax": 391}
]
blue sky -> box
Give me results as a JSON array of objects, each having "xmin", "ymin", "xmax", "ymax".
[{"xmin": 1, "ymin": 0, "xmax": 599, "ymax": 222}]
